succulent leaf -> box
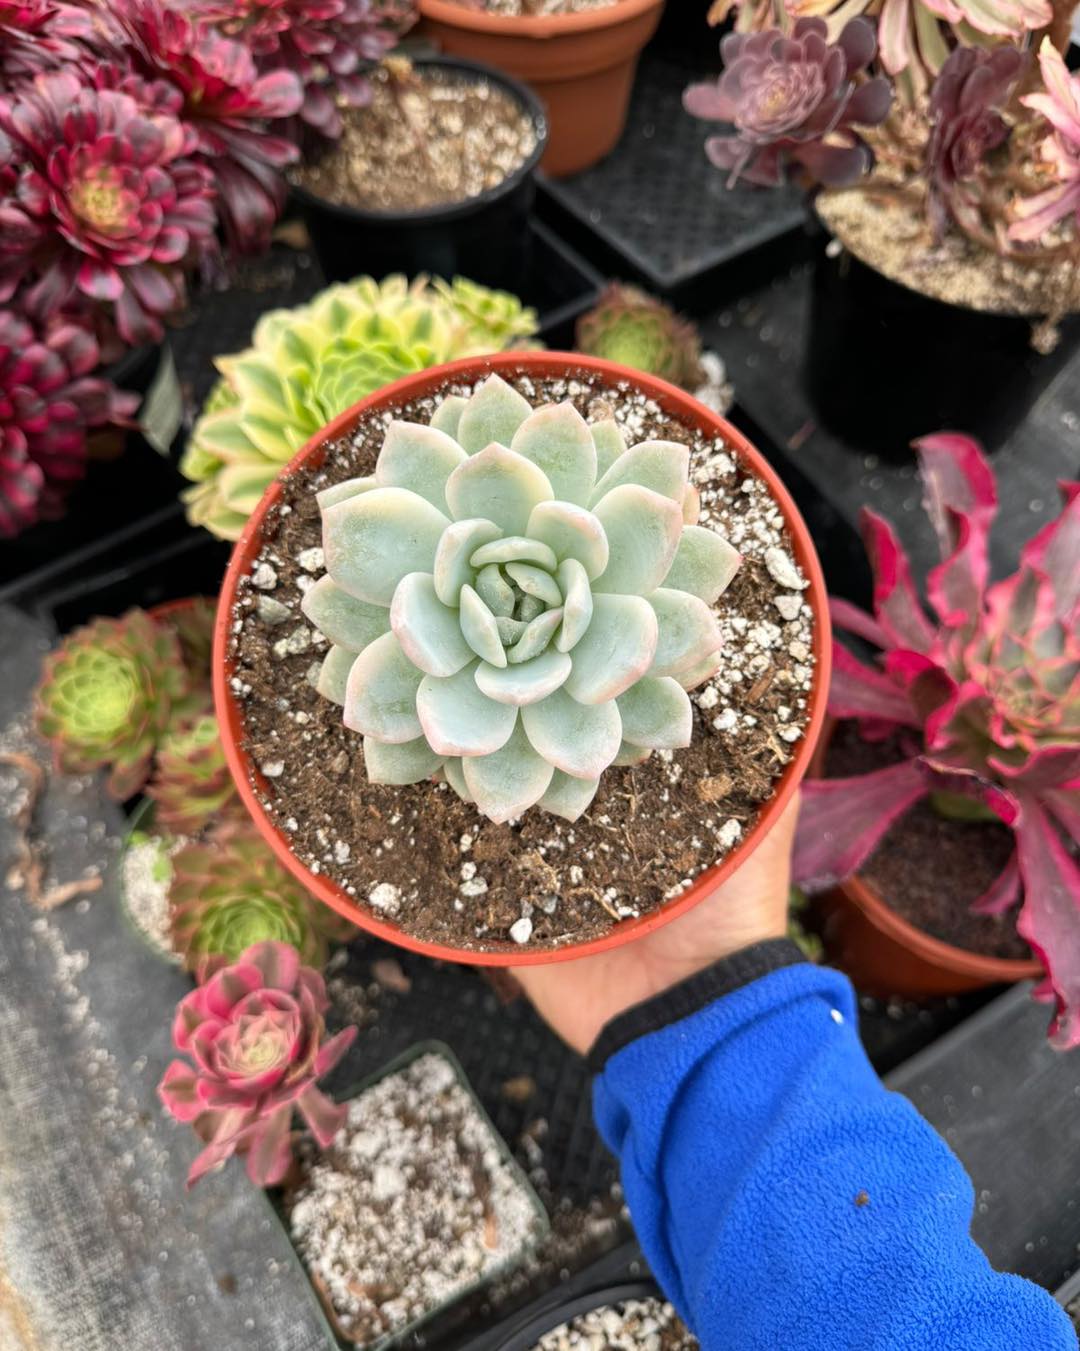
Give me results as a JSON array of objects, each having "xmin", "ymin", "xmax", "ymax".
[
  {"xmin": 324, "ymin": 487, "xmax": 449, "ymax": 606},
  {"xmin": 306, "ymin": 375, "xmax": 741, "ymax": 822},
  {"xmin": 662, "ymin": 524, "xmax": 743, "ymax": 604},
  {"xmin": 576, "ymin": 285, "xmax": 706, "ymax": 390},
  {"xmin": 148, "ymin": 714, "xmax": 239, "ymax": 835},
  {"xmin": 301, "ymin": 575, "xmax": 391, "ymax": 652}
]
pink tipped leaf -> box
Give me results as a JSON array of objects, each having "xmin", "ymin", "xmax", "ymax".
[
  {"xmin": 828, "ymin": 641, "xmax": 920, "ymax": 727},
  {"xmin": 830, "ymin": 596, "xmax": 889, "ymax": 648},
  {"xmin": 915, "ymin": 433, "xmax": 996, "ymax": 628},
  {"xmin": 970, "ymin": 851, "xmax": 1022, "ymax": 916},
  {"xmin": 792, "ymin": 758, "xmax": 928, "ymax": 890},
  {"xmin": 860, "ymin": 508, "xmax": 936, "ymax": 652},
  {"xmin": 1020, "ymin": 480, "xmax": 1080, "ymax": 619},
  {"xmin": 298, "ymin": 1084, "xmax": 349, "ymax": 1148},
  {"xmin": 1014, "ymin": 795, "xmax": 1080, "ymax": 1050}
]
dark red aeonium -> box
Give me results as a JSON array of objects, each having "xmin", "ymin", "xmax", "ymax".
[
  {"xmin": 0, "ymin": 0, "xmax": 93, "ymax": 82},
  {"xmin": 187, "ymin": 0, "xmax": 416, "ymax": 138},
  {"xmin": 683, "ymin": 17, "xmax": 891, "ymax": 188},
  {"xmin": 158, "ymin": 941, "xmax": 357, "ymax": 1187},
  {"xmin": 114, "ymin": 0, "xmax": 303, "ymax": 250},
  {"xmin": 793, "ymin": 433, "xmax": 1080, "ymax": 1048},
  {"xmin": 0, "ymin": 306, "xmax": 138, "ymax": 537},
  {"xmin": 926, "ymin": 46, "xmax": 1025, "ymax": 241},
  {"xmin": 0, "ymin": 70, "xmax": 218, "ymax": 345}
]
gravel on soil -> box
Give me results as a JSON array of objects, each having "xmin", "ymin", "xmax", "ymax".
[
  {"xmin": 529, "ymin": 1297, "xmax": 698, "ymax": 1350},
  {"xmin": 289, "ymin": 1051, "xmax": 544, "ymax": 1345}
]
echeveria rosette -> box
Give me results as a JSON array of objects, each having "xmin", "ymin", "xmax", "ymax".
[
  {"xmin": 683, "ymin": 18, "xmax": 891, "ymax": 189},
  {"xmin": 157, "ymin": 941, "xmax": 357, "ymax": 1187},
  {"xmin": 926, "ymin": 46, "xmax": 1024, "ymax": 243},
  {"xmin": 576, "ymin": 284, "xmax": 705, "ymax": 392},
  {"xmin": 34, "ymin": 610, "xmax": 191, "ymax": 799},
  {"xmin": 0, "ymin": 305, "xmax": 138, "ymax": 538},
  {"xmin": 303, "ymin": 374, "xmax": 742, "ymax": 825},
  {"xmin": 792, "ymin": 433, "xmax": 1080, "ymax": 1049},
  {"xmin": 0, "ymin": 70, "xmax": 218, "ymax": 345},
  {"xmin": 169, "ymin": 824, "xmax": 354, "ymax": 974},
  {"xmin": 114, "ymin": 0, "xmax": 303, "ymax": 252},
  {"xmin": 1010, "ymin": 41, "xmax": 1080, "ymax": 245},
  {"xmin": 184, "ymin": 275, "xmax": 538, "ymax": 541},
  {"xmin": 148, "ymin": 715, "xmax": 240, "ymax": 835}
]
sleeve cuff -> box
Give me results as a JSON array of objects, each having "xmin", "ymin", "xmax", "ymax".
[{"xmin": 587, "ymin": 937, "xmax": 810, "ymax": 1072}]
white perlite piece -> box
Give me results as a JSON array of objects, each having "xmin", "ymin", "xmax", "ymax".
[
  {"xmin": 368, "ymin": 882, "xmax": 402, "ymax": 914},
  {"xmin": 717, "ymin": 819, "xmax": 742, "ymax": 850},
  {"xmin": 529, "ymin": 1297, "xmax": 698, "ymax": 1351},
  {"xmin": 251, "ymin": 561, "xmax": 278, "ymax": 590},
  {"xmin": 272, "ymin": 626, "xmax": 311, "ymax": 658},
  {"xmin": 773, "ymin": 593, "xmax": 803, "ymax": 621},
  {"xmin": 260, "ymin": 759, "xmax": 284, "ymax": 779},
  {"xmin": 509, "ymin": 916, "xmax": 533, "ymax": 945},
  {"xmin": 290, "ymin": 1053, "xmax": 541, "ymax": 1344},
  {"xmin": 763, "ymin": 547, "xmax": 806, "ymax": 591},
  {"xmin": 296, "ymin": 546, "xmax": 325, "ymax": 573}
]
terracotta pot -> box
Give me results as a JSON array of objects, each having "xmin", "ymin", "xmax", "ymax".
[
  {"xmin": 213, "ymin": 351, "xmax": 831, "ymax": 968},
  {"xmin": 808, "ymin": 718, "xmax": 1043, "ymax": 997},
  {"xmin": 417, "ymin": 0, "xmax": 665, "ymax": 177}
]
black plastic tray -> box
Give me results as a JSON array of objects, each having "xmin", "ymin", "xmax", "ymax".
[
  {"xmin": 888, "ymin": 982, "xmax": 1080, "ymax": 1291},
  {"xmin": 536, "ymin": 51, "xmax": 809, "ymax": 314}
]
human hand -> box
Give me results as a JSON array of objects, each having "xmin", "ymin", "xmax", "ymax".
[{"xmin": 512, "ymin": 794, "xmax": 798, "ymax": 1055}]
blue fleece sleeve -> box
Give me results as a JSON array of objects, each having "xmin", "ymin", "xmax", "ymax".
[{"xmin": 593, "ymin": 963, "xmax": 1076, "ymax": 1351}]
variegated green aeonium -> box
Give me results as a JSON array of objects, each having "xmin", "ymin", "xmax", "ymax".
[{"xmin": 302, "ymin": 374, "xmax": 742, "ymax": 824}]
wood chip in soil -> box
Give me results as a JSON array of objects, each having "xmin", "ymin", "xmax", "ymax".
[
  {"xmin": 291, "ymin": 65, "xmax": 537, "ymax": 213},
  {"xmin": 289, "ymin": 1052, "xmax": 543, "ymax": 1346},
  {"xmin": 825, "ymin": 721, "xmax": 1031, "ymax": 961},
  {"xmin": 227, "ymin": 366, "xmax": 819, "ymax": 952}
]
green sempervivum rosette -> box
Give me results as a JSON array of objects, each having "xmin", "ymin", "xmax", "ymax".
[
  {"xmin": 34, "ymin": 611, "xmax": 190, "ymax": 799},
  {"xmin": 576, "ymin": 284, "xmax": 705, "ymax": 391},
  {"xmin": 183, "ymin": 274, "xmax": 539, "ymax": 541},
  {"xmin": 147, "ymin": 714, "xmax": 239, "ymax": 835},
  {"xmin": 169, "ymin": 824, "xmax": 354, "ymax": 974}
]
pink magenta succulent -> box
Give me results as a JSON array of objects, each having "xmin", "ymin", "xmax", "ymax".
[
  {"xmin": 793, "ymin": 433, "xmax": 1080, "ymax": 1048},
  {"xmin": 158, "ymin": 941, "xmax": 357, "ymax": 1187},
  {"xmin": 0, "ymin": 305, "xmax": 137, "ymax": 537},
  {"xmin": 683, "ymin": 18, "xmax": 891, "ymax": 188},
  {"xmin": 187, "ymin": 0, "xmax": 416, "ymax": 138},
  {"xmin": 1010, "ymin": 40, "xmax": 1080, "ymax": 244},
  {"xmin": 0, "ymin": 69, "xmax": 218, "ymax": 344},
  {"xmin": 114, "ymin": 0, "xmax": 303, "ymax": 250},
  {"xmin": 926, "ymin": 46, "xmax": 1024, "ymax": 242}
]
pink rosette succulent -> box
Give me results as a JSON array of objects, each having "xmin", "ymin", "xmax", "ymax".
[
  {"xmin": 793, "ymin": 433, "xmax": 1080, "ymax": 1048},
  {"xmin": 157, "ymin": 941, "xmax": 357, "ymax": 1187},
  {"xmin": 1010, "ymin": 39, "xmax": 1080, "ymax": 244},
  {"xmin": 683, "ymin": 18, "xmax": 891, "ymax": 188},
  {"xmin": 187, "ymin": 0, "xmax": 416, "ymax": 139},
  {"xmin": 114, "ymin": 0, "xmax": 303, "ymax": 250},
  {"xmin": 0, "ymin": 69, "xmax": 217, "ymax": 344},
  {"xmin": 0, "ymin": 305, "xmax": 138, "ymax": 537}
]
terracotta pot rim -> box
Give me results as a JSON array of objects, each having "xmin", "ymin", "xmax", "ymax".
[
  {"xmin": 814, "ymin": 716, "xmax": 1043, "ymax": 982},
  {"xmin": 418, "ymin": 0, "xmax": 663, "ymax": 39},
  {"xmin": 290, "ymin": 55, "xmax": 547, "ymax": 227},
  {"xmin": 213, "ymin": 352, "xmax": 832, "ymax": 967}
]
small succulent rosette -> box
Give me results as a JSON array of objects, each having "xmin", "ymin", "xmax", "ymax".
[{"xmin": 302, "ymin": 374, "xmax": 742, "ymax": 824}]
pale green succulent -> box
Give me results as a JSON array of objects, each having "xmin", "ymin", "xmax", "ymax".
[
  {"xmin": 183, "ymin": 275, "xmax": 539, "ymax": 541},
  {"xmin": 302, "ymin": 374, "xmax": 741, "ymax": 824}
]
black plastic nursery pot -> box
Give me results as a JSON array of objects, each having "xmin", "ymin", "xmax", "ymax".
[
  {"xmin": 272, "ymin": 1040, "xmax": 550, "ymax": 1350},
  {"xmin": 486, "ymin": 1281, "xmax": 672, "ymax": 1351},
  {"xmin": 292, "ymin": 57, "xmax": 548, "ymax": 293},
  {"xmin": 803, "ymin": 227, "xmax": 1080, "ymax": 461}
]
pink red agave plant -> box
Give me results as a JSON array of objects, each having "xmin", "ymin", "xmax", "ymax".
[
  {"xmin": 158, "ymin": 941, "xmax": 356, "ymax": 1186},
  {"xmin": 793, "ymin": 434, "xmax": 1080, "ymax": 1048}
]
